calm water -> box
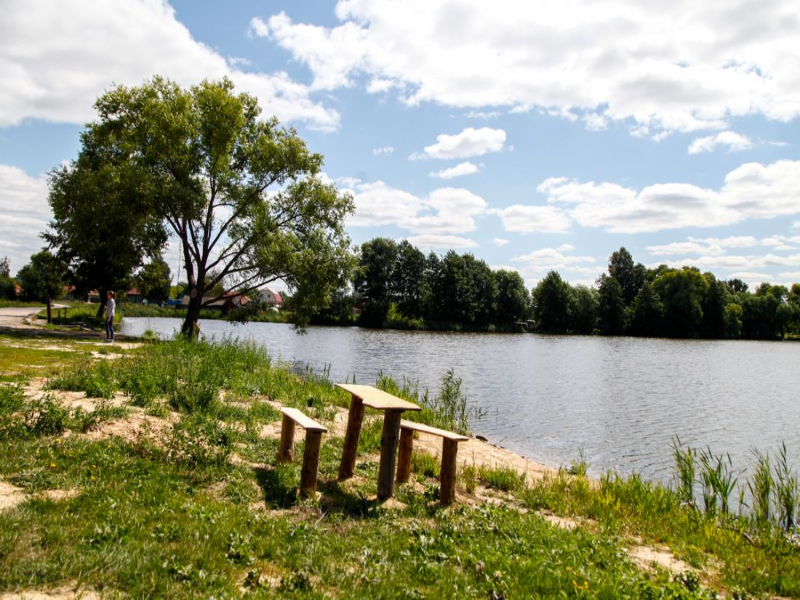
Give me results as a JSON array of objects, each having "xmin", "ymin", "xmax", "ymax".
[{"xmin": 121, "ymin": 317, "xmax": 800, "ymax": 481}]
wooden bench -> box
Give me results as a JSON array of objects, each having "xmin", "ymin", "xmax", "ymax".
[
  {"xmin": 396, "ymin": 420, "xmax": 469, "ymax": 505},
  {"xmin": 277, "ymin": 407, "xmax": 328, "ymax": 498}
]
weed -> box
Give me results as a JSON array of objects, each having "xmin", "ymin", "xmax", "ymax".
[
  {"xmin": 479, "ymin": 465, "xmax": 526, "ymax": 492},
  {"xmin": 410, "ymin": 450, "xmax": 440, "ymax": 479},
  {"xmin": 672, "ymin": 436, "xmax": 696, "ymax": 505},
  {"xmin": 748, "ymin": 449, "xmax": 773, "ymax": 528},
  {"xmin": 774, "ymin": 442, "xmax": 798, "ymax": 531}
]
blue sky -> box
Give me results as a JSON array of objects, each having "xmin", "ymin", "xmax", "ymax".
[{"xmin": 2, "ymin": 0, "xmax": 800, "ymax": 290}]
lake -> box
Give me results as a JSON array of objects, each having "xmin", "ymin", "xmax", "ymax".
[{"xmin": 121, "ymin": 317, "xmax": 800, "ymax": 481}]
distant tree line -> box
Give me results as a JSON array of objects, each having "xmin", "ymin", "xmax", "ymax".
[
  {"xmin": 315, "ymin": 238, "xmax": 530, "ymax": 330},
  {"xmin": 317, "ymin": 239, "xmax": 800, "ymax": 340},
  {"xmin": 532, "ymin": 247, "xmax": 800, "ymax": 340}
]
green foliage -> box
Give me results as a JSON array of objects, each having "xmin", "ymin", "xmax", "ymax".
[
  {"xmin": 79, "ymin": 77, "xmax": 353, "ymax": 337},
  {"xmin": 16, "ymin": 251, "xmax": 65, "ymax": 304},
  {"xmin": 133, "ymin": 257, "xmax": 172, "ymax": 304},
  {"xmin": 532, "ymin": 270, "xmax": 573, "ymax": 333},
  {"xmin": 479, "ymin": 465, "xmax": 526, "ymax": 492},
  {"xmin": 596, "ymin": 273, "xmax": 627, "ymax": 335}
]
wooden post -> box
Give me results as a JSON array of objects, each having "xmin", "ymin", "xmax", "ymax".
[
  {"xmin": 338, "ymin": 394, "xmax": 365, "ymax": 479},
  {"xmin": 377, "ymin": 410, "xmax": 402, "ymax": 501},
  {"xmin": 277, "ymin": 413, "xmax": 296, "ymax": 462},
  {"xmin": 440, "ymin": 439, "xmax": 459, "ymax": 505},
  {"xmin": 396, "ymin": 427, "xmax": 414, "ymax": 484},
  {"xmin": 300, "ymin": 431, "xmax": 323, "ymax": 498}
]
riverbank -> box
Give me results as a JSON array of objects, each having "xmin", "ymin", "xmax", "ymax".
[{"xmin": 1, "ymin": 332, "xmax": 799, "ymax": 597}]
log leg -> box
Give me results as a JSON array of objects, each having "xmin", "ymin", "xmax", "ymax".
[
  {"xmin": 396, "ymin": 427, "xmax": 414, "ymax": 484},
  {"xmin": 300, "ymin": 431, "xmax": 323, "ymax": 498},
  {"xmin": 377, "ymin": 410, "xmax": 402, "ymax": 501},
  {"xmin": 277, "ymin": 414, "xmax": 296, "ymax": 463},
  {"xmin": 440, "ymin": 439, "xmax": 459, "ymax": 505},
  {"xmin": 338, "ymin": 394, "xmax": 365, "ymax": 480}
]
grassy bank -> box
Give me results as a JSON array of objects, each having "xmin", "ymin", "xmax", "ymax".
[{"xmin": 0, "ymin": 333, "xmax": 798, "ymax": 598}]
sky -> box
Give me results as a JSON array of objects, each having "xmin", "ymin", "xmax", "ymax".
[{"xmin": 1, "ymin": 0, "xmax": 800, "ymax": 291}]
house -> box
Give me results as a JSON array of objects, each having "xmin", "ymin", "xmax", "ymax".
[
  {"xmin": 181, "ymin": 291, "xmax": 251, "ymax": 314},
  {"xmin": 126, "ymin": 288, "xmax": 144, "ymax": 304},
  {"xmin": 258, "ymin": 287, "xmax": 283, "ymax": 308}
]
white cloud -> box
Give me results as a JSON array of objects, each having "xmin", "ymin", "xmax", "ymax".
[
  {"xmin": 647, "ymin": 236, "xmax": 758, "ymax": 256},
  {"xmin": 660, "ymin": 253, "xmax": 800, "ymax": 273},
  {"xmin": 430, "ymin": 161, "xmax": 479, "ymax": 180},
  {"xmin": 512, "ymin": 247, "xmax": 596, "ymax": 269},
  {"xmin": 536, "ymin": 160, "xmax": 800, "ymax": 234},
  {"xmin": 411, "ymin": 128, "xmax": 506, "ymax": 160},
  {"xmin": 556, "ymin": 244, "xmax": 575, "ymax": 252},
  {"xmin": 259, "ymin": 1, "xmax": 800, "ymax": 138},
  {"xmin": 405, "ymin": 234, "xmax": 478, "ymax": 250},
  {"xmin": 0, "ymin": 166, "xmax": 51, "ymax": 274},
  {"xmin": 778, "ymin": 271, "xmax": 800, "ymax": 280},
  {"xmin": 0, "ymin": 1, "xmax": 338, "ymax": 131},
  {"xmin": 794, "ymin": 221, "xmax": 800, "ymax": 229},
  {"xmin": 344, "ymin": 181, "xmax": 486, "ymax": 235},
  {"xmin": 688, "ymin": 131, "xmax": 753, "ymax": 154},
  {"xmin": 373, "ymin": 146, "xmax": 395, "ymax": 155},
  {"xmin": 465, "ymin": 111, "xmax": 500, "ymax": 119},
  {"xmin": 489, "ymin": 205, "xmax": 571, "ymax": 234},
  {"xmin": 492, "ymin": 238, "xmax": 510, "ymax": 246}
]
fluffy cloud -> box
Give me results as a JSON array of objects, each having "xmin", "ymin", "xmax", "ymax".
[
  {"xmin": 0, "ymin": 0, "xmax": 338, "ymax": 130},
  {"xmin": 0, "ymin": 166, "xmax": 51, "ymax": 274},
  {"xmin": 343, "ymin": 180, "xmax": 487, "ymax": 235},
  {"xmin": 257, "ymin": 1, "xmax": 800, "ymax": 137},
  {"xmin": 688, "ymin": 131, "xmax": 753, "ymax": 154},
  {"xmin": 412, "ymin": 128, "xmax": 505, "ymax": 160},
  {"xmin": 373, "ymin": 146, "xmax": 395, "ymax": 155},
  {"xmin": 489, "ymin": 205, "xmax": 571, "ymax": 234},
  {"xmin": 534, "ymin": 160, "xmax": 800, "ymax": 234},
  {"xmin": 430, "ymin": 161, "xmax": 479, "ymax": 180},
  {"xmin": 405, "ymin": 234, "xmax": 478, "ymax": 250},
  {"xmin": 647, "ymin": 236, "xmax": 758, "ymax": 256},
  {"xmin": 492, "ymin": 238, "xmax": 510, "ymax": 246},
  {"xmin": 512, "ymin": 247, "xmax": 596, "ymax": 269}
]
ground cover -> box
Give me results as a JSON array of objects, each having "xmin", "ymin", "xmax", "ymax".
[{"xmin": 0, "ymin": 332, "xmax": 798, "ymax": 598}]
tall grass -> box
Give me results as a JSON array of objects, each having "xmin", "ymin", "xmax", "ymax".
[{"xmin": 672, "ymin": 436, "xmax": 798, "ymax": 532}]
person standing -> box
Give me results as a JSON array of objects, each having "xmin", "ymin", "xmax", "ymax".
[{"xmin": 105, "ymin": 290, "xmax": 116, "ymax": 342}]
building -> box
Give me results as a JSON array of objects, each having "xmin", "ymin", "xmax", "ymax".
[{"xmin": 258, "ymin": 287, "xmax": 283, "ymax": 308}]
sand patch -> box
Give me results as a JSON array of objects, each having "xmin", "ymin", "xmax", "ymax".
[
  {"xmin": 627, "ymin": 544, "xmax": 694, "ymax": 575},
  {"xmin": 407, "ymin": 429, "xmax": 555, "ymax": 481},
  {"xmin": 0, "ymin": 585, "xmax": 99, "ymax": 599},
  {"xmin": 35, "ymin": 489, "xmax": 81, "ymax": 502},
  {"xmin": 0, "ymin": 481, "xmax": 26, "ymax": 512}
]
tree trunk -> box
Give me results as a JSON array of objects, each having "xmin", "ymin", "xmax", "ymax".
[
  {"xmin": 181, "ymin": 289, "xmax": 203, "ymax": 339},
  {"xmin": 96, "ymin": 294, "xmax": 106, "ymax": 319},
  {"xmin": 46, "ymin": 297, "xmax": 52, "ymax": 324}
]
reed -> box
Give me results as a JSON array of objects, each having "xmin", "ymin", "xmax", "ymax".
[
  {"xmin": 774, "ymin": 442, "xmax": 798, "ymax": 531},
  {"xmin": 748, "ymin": 449, "xmax": 773, "ymax": 528},
  {"xmin": 671, "ymin": 436, "xmax": 696, "ymax": 505}
]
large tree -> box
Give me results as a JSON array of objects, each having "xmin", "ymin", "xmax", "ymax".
[
  {"xmin": 354, "ymin": 238, "xmax": 398, "ymax": 326},
  {"xmin": 47, "ymin": 147, "xmax": 166, "ymax": 314},
  {"xmin": 532, "ymin": 271, "xmax": 573, "ymax": 333},
  {"xmin": 54, "ymin": 77, "xmax": 353, "ymax": 336},
  {"xmin": 17, "ymin": 251, "xmax": 64, "ymax": 323}
]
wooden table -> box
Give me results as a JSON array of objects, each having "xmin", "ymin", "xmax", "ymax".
[{"xmin": 335, "ymin": 384, "xmax": 421, "ymax": 501}]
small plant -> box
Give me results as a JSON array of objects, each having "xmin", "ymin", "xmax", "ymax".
[
  {"xmin": 411, "ymin": 450, "xmax": 440, "ymax": 479},
  {"xmin": 165, "ymin": 415, "xmax": 231, "ymax": 469},
  {"xmin": 671, "ymin": 436, "xmax": 696, "ymax": 505},
  {"xmin": 774, "ymin": 442, "xmax": 798, "ymax": 531},
  {"xmin": 479, "ymin": 465, "xmax": 526, "ymax": 492},
  {"xmin": 748, "ymin": 448, "xmax": 773, "ymax": 527},
  {"xmin": 567, "ymin": 448, "xmax": 589, "ymax": 477},
  {"xmin": 698, "ymin": 447, "xmax": 737, "ymax": 517},
  {"xmin": 459, "ymin": 463, "xmax": 479, "ymax": 495},
  {"xmin": 23, "ymin": 394, "xmax": 70, "ymax": 436}
]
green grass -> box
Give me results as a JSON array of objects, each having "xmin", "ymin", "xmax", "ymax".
[{"xmin": 1, "ymin": 336, "xmax": 799, "ymax": 598}]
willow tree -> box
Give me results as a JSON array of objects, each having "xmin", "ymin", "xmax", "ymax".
[{"xmin": 57, "ymin": 77, "xmax": 353, "ymax": 336}]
